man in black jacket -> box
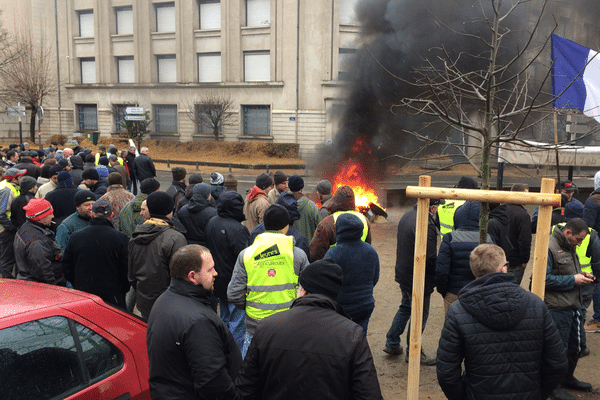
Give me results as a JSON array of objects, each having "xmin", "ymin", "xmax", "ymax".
[
  {"xmin": 236, "ymin": 259, "xmax": 382, "ymax": 400},
  {"xmin": 383, "ymin": 199, "xmax": 441, "ymax": 365},
  {"xmin": 437, "ymin": 244, "xmax": 567, "ymax": 400},
  {"xmin": 205, "ymin": 190, "xmax": 249, "ymax": 351},
  {"xmin": 62, "ymin": 199, "xmax": 130, "ymax": 309},
  {"xmin": 505, "ymin": 183, "xmax": 532, "ymax": 284},
  {"xmin": 133, "ymin": 147, "xmax": 156, "ymax": 182},
  {"xmin": 147, "ymin": 245, "xmax": 241, "ymax": 400},
  {"xmin": 178, "ymin": 183, "xmax": 216, "ymax": 246}
]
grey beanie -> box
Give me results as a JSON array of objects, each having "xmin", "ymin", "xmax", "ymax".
[
  {"xmin": 193, "ymin": 183, "xmax": 212, "ymax": 199},
  {"xmin": 316, "ymin": 179, "xmax": 332, "ymax": 195}
]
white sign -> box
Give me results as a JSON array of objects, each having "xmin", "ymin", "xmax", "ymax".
[
  {"xmin": 125, "ymin": 115, "xmax": 146, "ymax": 121},
  {"xmin": 499, "ymin": 139, "xmax": 600, "ymax": 167},
  {"xmin": 7, "ymin": 112, "xmax": 25, "ymax": 117},
  {"xmin": 6, "ymin": 106, "xmax": 26, "ymax": 112},
  {"xmin": 126, "ymin": 107, "xmax": 145, "ymax": 114}
]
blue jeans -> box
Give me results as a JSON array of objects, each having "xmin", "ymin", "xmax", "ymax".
[
  {"xmin": 127, "ymin": 170, "xmax": 138, "ymax": 195},
  {"xmin": 593, "ymin": 282, "xmax": 600, "ymax": 322},
  {"xmin": 219, "ymin": 298, "xmax": 246, "ymax": 353},
  {"xmin": 348, "ymin": 306, "xmax": 375, "ymax": 334},
  {"xmin": 242, "ymin": 331, "xmax": 253, "ymax": 359},
  {"xmin": 385, "ymin": 288, "xmax": 431, "ymax": 349}
]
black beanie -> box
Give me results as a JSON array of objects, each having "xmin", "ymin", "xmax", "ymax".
[
  {"xmin": 255, "ymin": 173, "xmax": 272, "ymax": 190},
  {"xmin": 456, "ymin": 176, "xmax": 478, "ymax": 189},
  {"xmin": 288, "ymin": 175, "xmax": 304, "ymax": 192},
  {"xmin": 140, "ymin": 178, "xmax": 160, "ymax": 194},
  {"xmin": 263, "ymin": 204, "xmax": 290, "ymax": 231},
  {"xmin": 188, "ymin": 173, "xmax": 203, "ymax": 184},
  {"xmin": 146, "ymin": 191, "xmax": 174, "ymax": 217},
  {"xmin": 82, "ymin": 168, "xmax": 100, "ymax": 181},
  {"xmin": 74, "ymin": 190, "xmax": 96, "ymax": 206},
  {"xmin": 99, "ymin": 156, "xmax": 109, "ymax": 166},
  {"xmin": 299, "ymin": 259, "xmax": 343, "ymax": 300}
]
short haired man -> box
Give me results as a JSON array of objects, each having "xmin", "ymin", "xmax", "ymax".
[
  {"xmin": 288, "ymin": 175, "xmax": 321, "ymax": 242},
  {"xmin": 56, "ymin": 190, "xmax": 96, "ymax": 253},
  {"xmin": 5, "ymin": 150, "xmax": 18, "ymax": 168},
  {"xmin": 15, "ymin": 198, "xmax": 66, "ymax": 285},
  {"xmin": 99, "ymin": 172, "xmax": 134, "ymax": 228},
  {"xmin": 437, "ymin": 244, "xmax": 568, "ymax": 400},
  {"xmin": 125, "ymin": 146, "xmax": 138, "ymax": 195},
  {"xmin": 383, "ymin": 199, "xmax": 442, "ymax": 365},
  {"xmin": 236, "ymin": 259, "xmax": 383, "ymax": 400},
  {"xmin": 228, "ymin": 204, "xmax": 309, "ymax": 356},
  {"xmin": 35, "ymin": 164, "xmax": 61, "ymax": 198},
  {"xmin": 118, "ymin": 178, "xmax": 160, "ymax": 239},
  {"xmin": 62, "ymin": 199, "xmax": 130, "ymax": 308},
  {"xmin": 545, "ymin": 218, "xmax": 594, "ymax": 399},
  {"xmin": 129, "ymin": 191, "xmax": 187, "ymax": 320},
  {"xmin": 267, "ymin": 170, "xmax": 288, "ymax": 205},
  {"xmin": 134, "ymin": 147, "xmax": 156, "ymax": 183},
  {"xmin": 147, "ymin": 245, "xmax": 242, "ymax": 399},
  {"xmin": 243, "ymin": 173, "xmax": 272, "ymax": 231},
  {"xmin": 0, "ymin": 167, "xmax": 27, "ymax": 278}
]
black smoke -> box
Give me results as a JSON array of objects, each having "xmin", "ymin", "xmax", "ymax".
[{"xmin": 317, "ymin": 0, "xmax": 600, "ymax": 179}]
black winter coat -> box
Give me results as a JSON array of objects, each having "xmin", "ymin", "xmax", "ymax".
[
  {"xmin": 437, "ymin": 273, "xmax": 567, "ymax": 400},
  {"xmin": 147, "ymin": 278, "xmax": 241, "ymax": 400},
  {"xmin": 487, "ymin": 204, "xmax": 513, "ymax": 257},
  {"xmin": 505, "ymin": 204, "xmax": 532, "ymax": 267},
  {"xmin": 134, "ymin": 154, "xmax": 156, "ymax": 182},
  {"xmin": 178, "ymin": 194, "xmax": 217, "ymax": 246},
  {"xmin": 10, "ymin": 193, "xmax": 34, "ymax": 229},
  {"xmin": 45, "ymin": 186, "xmax": 78, "ymax": 226},
  {"xmin": 236, "ymin": 294, "xmax": 383, "ymax": 400},
  {"xmin": 16, "ymin": 158, "xmax": 40, "ymax": 179},
  {"xmin": 205, "ymin": 191, "xmax": 249, "ymax": 300},
  {"xmin": 395, "ymin": 205, "xmax": 438, "ymax": 295},
  {"xmin": 62, "ymin": 217, "xmax": 130, "ymax": 309},
  {"xmin": 15, "ymin": 219, "xmax": 65, "ymax": 285},
  {"xmin": 90, "ymin": 179, "xmax": 108, "ymax": 200}
]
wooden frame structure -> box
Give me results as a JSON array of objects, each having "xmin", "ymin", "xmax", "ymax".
[{"xmin": 404, "ymin": 176, "xmax": 561, "ymax": 399}]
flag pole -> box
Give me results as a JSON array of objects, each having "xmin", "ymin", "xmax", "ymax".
[{"xmin": 554, "ymin": 110, "xmax": 561, "ymax": 186}]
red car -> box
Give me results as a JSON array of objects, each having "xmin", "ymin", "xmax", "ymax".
[{"xmin": 0, "ymin": 279, "xmax": 150, "ymax": 400}]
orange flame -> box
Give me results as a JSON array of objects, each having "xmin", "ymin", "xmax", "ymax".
[{"xmin": 332, "ymin": 162, "xmax": 385, "ymax": 211}]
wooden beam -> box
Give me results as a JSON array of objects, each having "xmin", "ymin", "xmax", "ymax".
[
  {"xmin": 407, "ymin": 175, "xmax": 431, "ymax": 400},
  {"xmin": 406, "ymin": 187, "xmax": 560, "ymax": 207},
  {"xmin": 531, "ymin": 178, "xmax": 555, "ymax": 299}
]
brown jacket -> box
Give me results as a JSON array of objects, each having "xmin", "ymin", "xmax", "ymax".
[
  {"xmin": 309, "ymin": 186, "xmax": 371, "ymax": 261},
  {"xmin": 243, "ymin": 186, "xmax": 269, "ymax": 232}
]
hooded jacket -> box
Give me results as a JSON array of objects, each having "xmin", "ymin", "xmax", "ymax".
[
  {"xmin": 324, "ymin": 213, "xmax": 379, "ymax": 319},
  {"xmin": 437, "ymin": 273, "xmax": 567, "ymax": 400},
  {"xmin": 178, "ymin": 192, "xmax": 217, "ymax": 246},
  {"xmin": 309, "ymin": 186, "xmax": 372, "ymax": 262},
  {"xmin": 487, "ymin": 204, "xmax": 513, "ymax": 257},
  {"xmin": 236, "ymin": 294, "xmax": 383, "ymax": 400},
  {"xmin": 436, "ymin": 201, "xmax": 494, "ymax": 296},
  {"xmin": 128, "ymin": 219, "xmax": 187, "ymax": 318},
  {"xmin": 68, "ymin": 155, "xmax": 84, "ymax": 187},
  {"xmin": 147, "ymin": 278, "xmax": 242, "ymax": 400},
  {"xmin": 205, "ymin": 191, "xmax": 250, "ymax": 300},
  {"xmin": 243, "ymin": 186, "xmax": 269, "ymax": 231},
  {"xmin": 117, "ymin": 192, "xmax": 148, "ymax": 238},
  {"xmin": 584, "ymin": 188, "xmax": 600, "ymax": 232},
  {"xmin": 505, "ymin": 203, "xmax": 532, "ymax": 268},
  {"xmin": 395, "ymin": 204, "xmax": 439, "ymax": 295}
]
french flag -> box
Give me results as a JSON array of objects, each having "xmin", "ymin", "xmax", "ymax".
[{"xmin": 551, "ymin": 34, "xmax": 600, "ymax": 123}]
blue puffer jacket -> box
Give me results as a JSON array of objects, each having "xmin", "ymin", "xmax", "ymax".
[
  {"xmin": 436, "ymin": 202, "xmax": 494, "ymax": 296},
  {"xmin": 324, "ymin": 213, "xmax": 379, "ymax": 318}
]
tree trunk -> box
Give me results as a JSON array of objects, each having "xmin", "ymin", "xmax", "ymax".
[
  {"xmin": 29, "ymin": 106, "xmax": 37, "ymax": 143},
  {"xmin": 213, "ymin": 126, "xmax": 220, "ymax": 142}
]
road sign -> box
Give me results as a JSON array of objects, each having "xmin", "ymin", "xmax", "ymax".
[
  {"xmin": 126, "ymin": 107, "xmax": 145, "ymax": 114},
  {"xmin": 7, "ymin": 112, "xmax": 25, "ymax": 117},
  {"xmin": 6, "ymin": 106, "xmax": 26, "ymax": 112},
  {"xmin": 125, "ymin": 115, "xmax": 146, "ymax": 121}
]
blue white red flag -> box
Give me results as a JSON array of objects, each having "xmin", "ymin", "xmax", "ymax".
[{"xmin": 551, "ymin": 34, "xmax": 600, "ymax": 123}]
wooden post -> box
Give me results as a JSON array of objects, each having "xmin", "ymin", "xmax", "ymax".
[
  {"xmin": 531, "ymin": 178, "xmax": 555, "ymax": 299},
  {"xmin": 406, "ymin": 175, "xmax": 431, "ymax": 400}
]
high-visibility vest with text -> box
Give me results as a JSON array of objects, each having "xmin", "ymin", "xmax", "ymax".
[{"xmin": 438, "ymin": 200, "xmax": 466, "ymax": 237}]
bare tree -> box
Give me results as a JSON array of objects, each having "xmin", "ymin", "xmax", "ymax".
[
  {"xmin": 0, "ymin": 28, "xmax": 55, "ymax": 142},
  {"xmin": 0, "ymin": 11, "xmax": 20, "ymax": 71},
  {"xmin": 385, "ymin": 0, "xmax": 565, "ymax": 242},
  {"xmin": 185, "ymin": 96, "xmax": 235, "ymax": 141}
]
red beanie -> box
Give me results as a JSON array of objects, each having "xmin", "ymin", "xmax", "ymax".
[{"xmin": 24, "ymin": 198, "xmax": 54, "ymax": 222}]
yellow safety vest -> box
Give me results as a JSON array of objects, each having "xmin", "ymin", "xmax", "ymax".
[
  {"xmin": 554, "ymin": 223, "xmax": 594, "ymax": 273},
  {"xmin": 438, "ymin": 199, "xmax": 466, "ymax": 237},
  {"xmin": 94, "ymin": 152, "xmax": 101, "ymax": 166},
  {"xmin": 331, "ymin": 211, "xmax": 368, "ymax": 246},
  {"xmin": 243, "ymin": 232, "xmax": 297, "ymax": 321},
  {"xmin": 0, "ymin": 180, "xmax": 19, "ymax": 218}
]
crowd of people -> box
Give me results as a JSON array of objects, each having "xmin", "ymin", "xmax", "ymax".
[{"xmin": 1, "ymin": 140, "xmax": 599, "ymax": 399}]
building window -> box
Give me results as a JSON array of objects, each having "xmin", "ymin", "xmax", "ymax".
[
  {"xmin": 246, "ymin": 0, "xmax": 270, "ymax": 27},
  {"xmin": 154, "ymin": 104, "xmax": 178, "ymax": 133},
  {"xmin": 338, "ymin": 48, "xmax": 356, "ymax": 81},
  {"xmin": 155, "ymin": 2, "xmax": 176, "ymax": 32},
  {"xmin": 198, "ymin": 53, "xmax": 221, "ymax": 82},
  {"xmin": 199, "ymin": 0, "xmax": 220, "ymax": 30},
  {"xmin": 194, "ymin": 104, "xmax": 223, "ymax": 135},
  {"xmin": 113, "ymin": 104, "xmax": 130, "ymax": 132},
  {"xmin": 80, "ymin": 58, "xmax": 96, "ymax": 84},
  {"xmin": 78, "ymin": 104, "xmax": 98, "ymax": 131},
  {"xmin": 117, "ymin": 57, "xmax": 135, "ymax": 83},
  {"xmin": 115, "ymin": 6, "xmax": 133, "ymax": 35},
  {"xmin": 339, "ymin": 0, "xmax": 359, "ymax": 25},
  {"xmin": 157, "ymin": 55, "xmax": 176, "ymax": 83},
  {"xmin": 243, "ymin": 105, "xmax": 270, "ymax": 136},
  {"xmin": 244, "ymin": 51, "xmax": 270, "ymax": 82},
  {"xmin": 78, "ymin": 10, "xmax": 94, "ymax": 37}
]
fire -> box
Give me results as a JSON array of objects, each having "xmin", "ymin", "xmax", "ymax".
[{"xmin": 332, "ymin": 162, "xmax": 385, "ymax": 212}]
